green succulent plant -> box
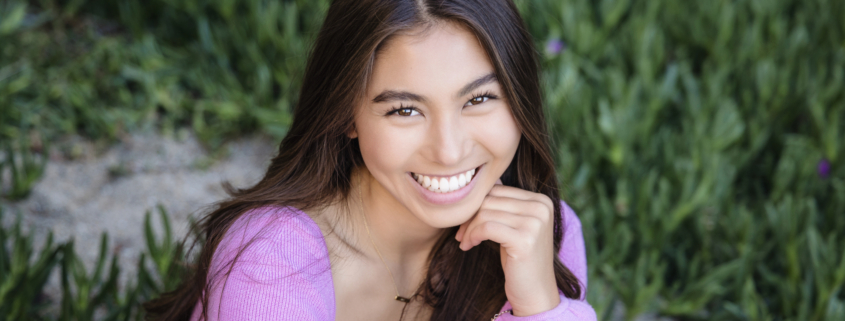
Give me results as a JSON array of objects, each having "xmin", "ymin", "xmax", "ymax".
[{"xmin": 1, "ymin": 0, "xmax": 843, "ymax": 319}]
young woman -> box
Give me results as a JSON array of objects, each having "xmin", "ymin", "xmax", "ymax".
[{"xmin": 145, "ymin": 0, "xmax": 595, "ymax": 320}]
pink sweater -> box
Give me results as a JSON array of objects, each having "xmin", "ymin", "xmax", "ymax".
[{"xmin": 190, "ymin": 201, "xmax": 596, "ymax": 320}]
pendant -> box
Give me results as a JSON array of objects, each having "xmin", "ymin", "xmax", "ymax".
[{"xmin": 395, "ymin": 295, "xmax": 411, "ymax": 303}]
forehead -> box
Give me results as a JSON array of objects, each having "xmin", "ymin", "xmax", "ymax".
[{"xmin": 367, "ymin": 22, "xmax": 495, "ymax": 98}]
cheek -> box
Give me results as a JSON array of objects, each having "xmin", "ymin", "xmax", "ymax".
[
  {"xmin": 356, "ymin": 118, "xmax": 419, "ymax": 176},
  {"xmin": 471, "ymin": 107, "xmax": 521, "ymax": 158}
]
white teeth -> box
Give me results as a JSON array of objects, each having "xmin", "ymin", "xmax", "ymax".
[
  {"xmin": 449, "ymin": 177, "xmax": 459, "ymax": 191},
  {"xmin": 413, "ymin": 167, "xmax": 478, "ymax": 193},
  {"xmin": 439, "ymin": 178, "xmax": 449, "ymax": 192}
]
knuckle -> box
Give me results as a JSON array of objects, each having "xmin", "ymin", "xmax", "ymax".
[
  {"xmin": 516, "ymin": 229, "xmax": 537, "ymax": 248},
  {"xmin": 524, "ymin": 236, "xmax": 537, "ymax": 248},
  {"xmin": 544, "ymin": 199, "xmax": 554, "ymax": 213},
  {"xmin": 529, "ymin": 202, "xmax": 550, "ymax": 221},
  {"xmin": 481, "ymin": 221, "xmax": 495, "ymax": 233},
  {"xmin": 534, "ymin": 193, "xmax": 554, "ymax": 212},
  {"xmin": 525, "ymin": 216, "xmax": 543, "ymax": 231}
]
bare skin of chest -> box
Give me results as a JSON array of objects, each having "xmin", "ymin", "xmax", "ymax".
[{"xmin": 325, "ymin": 235, "xmax": 433, "ymax": 321}]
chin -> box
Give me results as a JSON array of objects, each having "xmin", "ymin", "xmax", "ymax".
[
  {"xmin": 419, "ymin": 205, "xmax": 479, "ymax": 228},
  {"xmin": 403, "ymin": 184, "xmax": 489, "ymax": 229}
]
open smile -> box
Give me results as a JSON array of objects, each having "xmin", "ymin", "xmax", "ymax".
[{"xmin": 407, "ymin": 165, "xmax": 484, "ymax": 205}]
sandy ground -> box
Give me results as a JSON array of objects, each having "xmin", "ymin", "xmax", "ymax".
[{"xmin": 1, "ymin": 133, "xmax": 277, "ymax": 302}]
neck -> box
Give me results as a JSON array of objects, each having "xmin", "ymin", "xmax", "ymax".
[{"xmin": 352, "ymin": 167, "xmax": 444, "ymax": 273}]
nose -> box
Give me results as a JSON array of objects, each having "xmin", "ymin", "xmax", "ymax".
[{"xmin": 427, "ymin": 112, "xmax": 471, "ymax": 166}]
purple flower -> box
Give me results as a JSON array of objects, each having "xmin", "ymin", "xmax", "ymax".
[
  {"xmin": 546, "ymin": 39, "xmax": 566, "ymax": 55},
  {"xmin": 818, "ymin": 159, "xmax": 831, "ymax": 178}
]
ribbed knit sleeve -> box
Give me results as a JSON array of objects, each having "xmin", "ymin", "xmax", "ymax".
[
  {"xmin": 189, "ymin": 207, "xmax": 335, "ymax": 321},
  {"xmin": 496, "ymin": 201, "xmax": 597, "ymax": 321}
]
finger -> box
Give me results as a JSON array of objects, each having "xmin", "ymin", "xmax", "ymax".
[
  {"xmin": 480, "ymin": 195, "xmax": 552, "ymax": 221},
  {"xmin": 486, "ymin": 185, "xmax": 554, "ymax": 214},
  {"xmin": 455, "ymin": 208, "xmax": 479, "ymax": 242},
  {"xmin": 461, "ymin": 220, "xmax": 520, "ymax": 251},
  {"xmin": 496, "ymin": 178, "xmax": 503, "ymax": 185},
  {"xmin": 455, "ymin": 219, "xmax": 469, "ymax": 242},
  {"xmin": 487, "ymin": 184, "xmax": 547, "ymax": 202},
  {"xmin": 459, "ymin": 209, "xmax": 523, "ymax": 250}
]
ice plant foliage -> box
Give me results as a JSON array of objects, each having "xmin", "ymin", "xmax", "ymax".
[{"xmin": 1, "ymin": 0, "xmax": 844, "ymax": 320}]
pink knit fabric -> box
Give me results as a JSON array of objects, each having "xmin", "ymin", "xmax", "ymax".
[{"xmin": 190, "ymin": 201, "xmax": 595, "ymax": 320}]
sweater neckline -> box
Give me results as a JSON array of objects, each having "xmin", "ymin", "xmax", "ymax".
[{"xmin": 285, "ymin": 206, "xmax": 338, "ymax": 315}]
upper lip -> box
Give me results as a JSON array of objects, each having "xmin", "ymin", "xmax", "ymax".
[{"xmin": 410, "ymin": 164, "xmax": 482, "ymax": 178}]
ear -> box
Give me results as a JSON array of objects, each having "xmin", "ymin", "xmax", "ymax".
[{"xmin": 346, "ymin": 123, "xmax": 358, "ymax": 139}]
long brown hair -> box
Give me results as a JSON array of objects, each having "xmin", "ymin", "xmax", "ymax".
[{"xmin": 144, "ymin": 0, "xmax": 582, "ymax": 320}]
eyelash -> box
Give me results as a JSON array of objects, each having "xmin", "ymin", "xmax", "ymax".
[{"xmin": 384, "ymin": 91, "xmax": 499, "ymax": 116}]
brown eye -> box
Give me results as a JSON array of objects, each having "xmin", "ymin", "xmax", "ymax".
[
  {"xmin": 465, "ymin": 96, "xmax": 489, "ymax": 106},
  {"xmin": 395, "ymin": 108, "xmax": 419, "ymax": 116}
]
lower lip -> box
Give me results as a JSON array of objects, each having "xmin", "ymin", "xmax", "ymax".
[{"xmin": 408, "ymin": 165, "xmax": 483, "ymax": 205}]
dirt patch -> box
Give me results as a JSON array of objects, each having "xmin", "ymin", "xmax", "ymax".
[{"xmin": 1, "ymin": 132, "xmax": 277, "ymax": 299}]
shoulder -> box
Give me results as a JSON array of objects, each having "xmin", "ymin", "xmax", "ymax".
[
  {"xmin": 224, "ymin": 206, "xmax": 322, "ymax": 241},
  {"xmin": 198, "ymin": 206, "xmax": 335, "ymax": 320},
  {"xmin": 559, "ymin": 200, "xmax": 582, "ymax": 235},
  {"xmin": 557, "ymin": 200, "xmax": 588, "ymax": 298},
  {"xmin": 209, "ymin": 206, "xmax": 331, "ymax": 282}
]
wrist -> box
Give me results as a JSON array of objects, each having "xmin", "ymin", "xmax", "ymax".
[{"xmin": 510, "ymin": 288, "xmax": 561, "ymax": 316}]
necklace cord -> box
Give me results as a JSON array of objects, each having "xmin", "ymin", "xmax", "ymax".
[{"xmin": 358, "ymin": 187, "xmax": 412, "ymax": 303}]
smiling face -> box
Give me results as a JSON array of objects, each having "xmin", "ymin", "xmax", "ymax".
[{"xmin": 351, "ymin": 22, "xmax": 521, "ymax": 228}]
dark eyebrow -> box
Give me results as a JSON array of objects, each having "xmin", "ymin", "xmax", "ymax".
[
  {"xmin": 457, "ymin": 72, "xmax": 497, "ymax": 98},
  {"xmin": 372, "ymin": 91, "xmax": 427, "ymax": 103},
  {"xmin": 370, "ymin": 72, "xmax": 498, "ymax": 103}
]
